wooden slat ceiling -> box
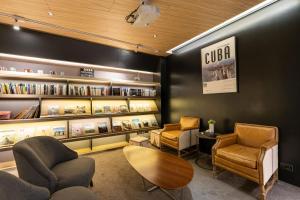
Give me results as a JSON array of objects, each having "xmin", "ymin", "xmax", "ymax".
[{"xmin": 0, "ymin": 0, "xmax": 263, "ymax": 56}]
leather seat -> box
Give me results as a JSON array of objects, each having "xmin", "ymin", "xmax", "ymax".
[
  {"xmin": 52, "ymin": 157, "xmax": 95, "ymax": 190},
  {"xmin": 216, "ymin": 144, "xmax": 260, "ymax": 169},
  {"xmin": 212, "ymin": 123, "xmax": 279, "ymax": 200},
  {"xmin": 160, "ymin": 116, "xmax": 200, "ymax": 156},
  {"xmin": 161, "ymin": 130, "xmax": 182, "ymax": 141}
]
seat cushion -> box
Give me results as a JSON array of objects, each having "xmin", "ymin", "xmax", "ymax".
[
  {"xmin": 50, "ymin": 186, "xmax": 97, "ymax": 200},
  {"xmin": 161, "ymin": 130, "xmax": 182, "ymax": 141},
  {"xmin": 52, "ymin": 157, "xmax": 95, "ymax": 190},
  {"xmin": 216, "ymin": 144, "xmax": 260, "ymax": 169},
  {"xmin": 180, "ymin": 117, "xmax": 199, "ymax": 130}
]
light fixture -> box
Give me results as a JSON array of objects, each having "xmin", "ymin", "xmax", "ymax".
[
  {"xmin": 48, "ymin": 11, "xmax": 53, "ymax": 16},
  {"xmin": 13, "ymin": 18, "xmax": 20, "ymax": 31},
  {"xmin": 166, "ymin": 0, "xmax": 278, "ymax": 54},
  {"xmin": 153, "ymin": 34, "xmax": 157, "ymax": 38}
]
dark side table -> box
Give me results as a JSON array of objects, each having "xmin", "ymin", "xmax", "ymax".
[{"xmin": 195, "ymin": 132, "xmax": 220, "ymax": 170}]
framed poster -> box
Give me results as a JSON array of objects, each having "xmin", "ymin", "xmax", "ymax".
[{"xmin": 201, "ymin": 36, "xmax": 237, "ymax": 94}]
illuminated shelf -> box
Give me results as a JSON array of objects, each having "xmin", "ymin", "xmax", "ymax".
[
  {"xmin": 0, "ymin": 94, "xmax": 159, "ymax": 100},
  {"xmin": 0, "ymin": 71, "xmax": 160, "ymax": 87},
  {"xmin": 0, "ymin": 127, "xmax": 159, "ymax": 152},
  {"xmin": 0, "ymin": 111, "xmax": 160, "ymax": 124},
  {"xmin": 76, "ymin": 141, "xmax": 129, "ymax": 155}
]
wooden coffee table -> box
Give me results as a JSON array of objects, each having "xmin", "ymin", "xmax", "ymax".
[{"xmin": 123, "ymin": 145, "xmax": 193, "ymax": 200}]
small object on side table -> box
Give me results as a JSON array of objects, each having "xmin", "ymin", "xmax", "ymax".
[{"xmin": 195, "ymin": 131, "xmax": 220, "ymax": 170}]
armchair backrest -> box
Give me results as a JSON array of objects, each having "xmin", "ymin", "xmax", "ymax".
[
  {"xmin": 14, "ymin": 136, "xmax": 77, "ymax": 169},
  {"xmin": 179, "ymin": 116, "xmax": 200, "ymax": 130},
  {"xmin": 0, "ymin": 171, "xmax": 50, "ymax": 200},
  {"xmin": 235, "ymin": 123, "xmax": 278, "ymax": 148}
]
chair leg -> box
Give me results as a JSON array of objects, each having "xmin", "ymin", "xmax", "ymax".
[
  {"xmin": 260, "ymin": 184, "xmax": 266, "ymax": 200},
  {"xmin": 212, "ymin": 165, "xmax": 217, "ymax": 178},
  {"xmin": 90, "ymin": 180, "xmax": 94, "ymax": 187}
]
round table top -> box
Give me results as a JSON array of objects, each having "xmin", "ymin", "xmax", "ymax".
[{"xmin": 123, "ymin": 145, "xmax": 194, "ymax": 190}]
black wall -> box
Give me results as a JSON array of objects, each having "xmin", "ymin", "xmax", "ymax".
[
  {"xmin": 166, "ymin": 0, "xmax": 300, "ymax": 186},
  {"xmin": 0, "ymin": 23, "xmax": 162, "ymax": 72}
]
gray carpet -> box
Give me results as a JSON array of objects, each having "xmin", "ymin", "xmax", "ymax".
[{"xmin": 87, "ymin": 148, "xmax": 300, "ymax": 200}]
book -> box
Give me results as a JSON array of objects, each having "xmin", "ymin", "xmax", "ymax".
[
  {"xmin": 119, "ymin": 105, "xmax": 129, "ymax": 113},
  {"xmin": 142, "ymin": 120, "xmax": 150, "ymax": 128},
  {"xmin": 112, "ymin": 121, "xmax": 122, "ymax": 132},
  {"xmin": 150, "ymin": 120, "xmax": 158, "ymax": 127},
  {"xmin": 76, "ymin": 105, "xmax": 87, "ymax": 114},
  {"xmin": 122, "ymin": 120, "xmax": 132, "ymax": 131},
  {"xmin": 132, "ymin": 118, "xmax": 142, "ymax": 129},
  {"xmin": 94, "ymin": 106, "xmax": 104, "ymax": 114},
  {"xmin": 52, "ymin": 126, "xmax": 65, "ymax": 137},
  {"xmin": 98, "ymin": 122, "xmax": 108, "ymax": 134},
  {"xmin": 64, "ymin": 106, "xmax": 76, "ymax": 115},
  {"xmin": 0, "ymin": 129, "xmax": 16, "ymax": 146},
  {"xmin": 71, "ymin": 124, "xmax": 83, "ymax": 137},
  {"xmin": 48, "ymin": 105, "xmax": 59, "ymax": 116},
  {"xmin": 83, "ymin": 123, "xmax": 96, "ymax": 134}
]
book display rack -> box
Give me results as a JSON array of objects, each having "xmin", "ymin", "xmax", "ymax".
[{"xmin": 0, "ymin": 54, "xmax": 161, "ymax": 155}]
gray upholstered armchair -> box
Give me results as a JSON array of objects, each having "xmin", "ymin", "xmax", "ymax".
[
  {"xmin": 13, "ymin": 136, "xmax": 95, "ymax": 193},
  {"xmin": 0, "ymin": 171, "xmax": 97, "ymax": 200}
]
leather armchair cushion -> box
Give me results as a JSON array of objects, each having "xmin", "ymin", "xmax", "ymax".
[
  {"xmin": 236, "ymin": 124, "xmax": 277, "ymax": 148},
  {"xmin": 216, "ymin": 144, "xmax": 260, "ymax": 169},
  {"xmin": 52, "ymin": 157, "xmax": 95, "ymax": 190},
  {"xmin": 161, "ymin": 130, "xmax": 182, "ymax": 141},
  {"xmin": 180, "ymin": 117, "xmax": 199, "ymax": 130},
  {"xmin": 160, "ymin": 137, "xmax": 178, "ymax": 148}
]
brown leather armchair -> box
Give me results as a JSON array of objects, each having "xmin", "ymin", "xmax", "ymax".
[
  {"xmin": 160, "ymin": 116, "xmax": 200, "ymax": 156},
  {"xmin": 212, "ymin": 123, "xmax": 278, "ymax": 200}
]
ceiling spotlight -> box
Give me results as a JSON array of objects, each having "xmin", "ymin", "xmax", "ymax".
[
  {"xmin": 13, "ymin": 18, "xmax": 20, "ymax": 31},
  {"xmin": 48, "ymin": 11, "xmax": 53, "ymax": 16},
  {"xmin": 153, "ymin": 34, "xmax": 157, "ymax": 38}
]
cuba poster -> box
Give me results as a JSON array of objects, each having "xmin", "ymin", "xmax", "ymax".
[{"xmin": 201, "ymin": 36, "xmax": 237, "ymax": 94}]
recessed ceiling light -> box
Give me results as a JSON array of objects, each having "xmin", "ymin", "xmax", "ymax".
[
  {"xmin": 153, "ymin": 34, "xmax": 157, "ymax": 38},
  {"xmin": 48, "ymin": 11, "xmax": 53, "ymax": 16}
]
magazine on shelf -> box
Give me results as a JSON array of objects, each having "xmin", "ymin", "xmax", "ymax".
[
  {"xmin": 52, "ymin": 126, "xmax": 65, "ymax": 137},
  {"xmin": 112, "ymin": 121, "xmax": 122, "ymax": 132},
  {"xmin": 132, "ymin": 118, "xmax": 142, "ymax": 129},
  {"xmin": 83, "ymin": 123, "xmax": 96, "ymax": 134},
  {"xmin": 142, "ymin": 120, "xmax": 150, "ymax": 128},
  {"xmin": 16, "ymin": 128, "xmax": 35, "ymax": 142},
  {"xmin": 103, "ymin": 105, "xmax": 111, "ymax": 113},
  {"xmin": 150, "ymin": 120, "xmax": 158, "ymax": 127},
  {"xmin": 36, "ymin": 126, "xmax": 51, "ymax": 136},
  {"xmin": 64, "ymin": 105, "xmax": 76, "ymax": 115},
  {"xmin": 118, "ymin": 105, "xmax": 128, "ymax": 113},
  {"xmin": 0, "ymin": 129, "xmax": 16, "ymax": 146},
  {"xmin": 122, "ymin": 120, "xmax": 132, "ymax": 131},
  {"xmin": 48, "ymin": 105, "xmax": 60, "ymax": 116},
  {"xmin": 71, "ymin": 124, "xmax": 83, "ymax": 137},
  {"xmin": 112, "ymin": 87, "xmax": 121, "ymax": 96},
  {"xmin": 94, "ymin": 105, "xmax": 104, "ymax": 114},
  {"xmin": 76, "ymin": 105, "xmax": 87, "ymax": 114},
  {"xmin": 98, "ymin": 122, "xmax": 109, "ymax": 134}
]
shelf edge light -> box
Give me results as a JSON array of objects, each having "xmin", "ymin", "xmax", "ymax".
[
  {"xmin": 166, "ymin": 0, "xmax": 278, "ymax": 54},
  {"xmin": 0, "ymin": 53, "xmax": 160, "ymax": 76}
]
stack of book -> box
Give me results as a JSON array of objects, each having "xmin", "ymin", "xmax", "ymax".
[
  {"xmin": 14, "ymin": 105, "xmax": 40, "ymax": 119},
  {"xmin": 112, "ymin": 87, "xmax": 156, "ymax": 97},
  {"xmin": 69, "ymin": 84, "xmax": 108, "ymax": 96},
  {"xmin": 0, "ymin": 82, "xmax": 67, "ymax": 96}
]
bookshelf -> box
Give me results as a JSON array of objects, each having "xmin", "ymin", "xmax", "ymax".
[{"xmin": 0, "ymin": 55, "xmax": 161, "ymax": 156}]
